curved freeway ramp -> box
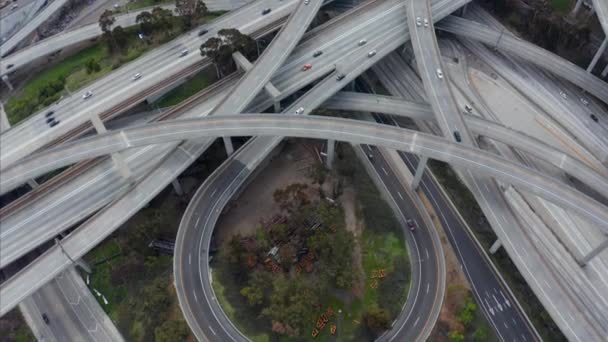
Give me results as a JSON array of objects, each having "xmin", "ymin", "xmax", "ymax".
[
  {"xmin": 174, "ymin": 137, "xmax": 444, "ymax": 341},
  {"xmin": 2, "ymin": 114, "xmax": 607, "ymax": 228}
]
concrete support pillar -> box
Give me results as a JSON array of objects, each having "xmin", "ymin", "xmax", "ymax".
[
  {"xmin": 223, "ymin": 136, "xmax": 234, "ymax": 156},
  {"xmin": 77, "ymin": 258, "xmax": 92, "ymax": 274},
  {"xmin": 27, "ymin": 179, "xmax": 39, "ymax": 189},
  {"xmin": 2, "ymin": 75, "xmax": 14, "ymax": 91},
  {"xmin": 0, "ymin": 102, "xmax": 10, "ymax": 133},
  {"xmin": 90, "ymin": 114, "xmax": 132, "ymax": 179},
  {"xmin": 489, "ymin": 238, "xmax": 502, "ymax": 254},
  {"xmin": 172, "ymin": 179, "xmax": 184, "ymax": 196},
  {"xmin": 580, "ymin": 238, "xmax": 608, "ymax": 266},
  {"xmin": 587, "ymin": 37, "xmax": 608, "ymax": 73},
  {"xmin": 589, "ymin": 6, "xmax": 596, "ymax": 16},
  {"xmin": 326, "ymin": 139, "xmax": 335, "ymax": 169},
  {"xmin": 411, "ymin": 156, "xmax": 428, "ymax": 190},
  {"xmin": 602, "ymin": 63, "xmax": 608, "ymax": 78},
  {"xmin": 233, "ymin": 51, "xmax": 281, "ymax": 100},
  {"xmin": 274, "ymin": 101, "xmax": 281, "ymax": 113},
  {"xmin": 572, "ymin": 0, "xmax": 584, "ymax": 14}
]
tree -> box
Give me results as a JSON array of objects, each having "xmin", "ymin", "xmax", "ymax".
[
  {"xmin": 457, "ymin": 296, "xmax": 477, "ymax": 326},
  {"xmin": 448, "ymin": 330, "xmax": 465, "ymax": 342},
  {"xmin": 99, "ymin": 10, "xmax": 115, "ymax": 34},
  {"xmin": 151, "ymin": 7, "xmax": 175, "ymax": 31},
  {"xmin": 154, "ymin": 319, "xmax": 189, "ymax": 342},
  {"xmin": 362, "ymin": 306, "xmax": 391, "ymax": 336},
  {"xmin": 175, "ymin": 0, "xmax": 207, "ymax": 28},
  {"xmin": 200, "ymin": 28, "xmax": 256, "ymax": 75},
  {"xmin": 240, "ymin": 271, "xmax": 272, "ymax": 306},
  {"xmin": 472, "ymin": 326, "xmax": 489, "ymax": 341},
  {"xmin": 85, "ymin": 59, "xmax": 101, "ymax": 74},
  {"xmin": 136, "ymin": 11, "xmax": 155, "ymax": 34},
  {"xmin": 111, "ymin": 26, "xmax": 129, "ymax": 52}
]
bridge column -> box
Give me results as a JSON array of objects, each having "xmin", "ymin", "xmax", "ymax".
[
  {"xmin": 0, "ymin": 102, "xmax": 10, "ymax": 133},
  {"xmin": 580, "ymin": 238, "xmax": 608, "ymax": 266},
  {"xmin": 489, "ymin": 238, "xmax": 502, "ymax": 254},
  {"xmin": 326, "ymin": 139, "xmax": 335, "ymax": 169},
  {"xmin": 90, "ymin": 114, "xmax": 132, "ymax": 179},
  {"xmin": 587, "ymin": 37, "xmax": 607, "ymax": 73},
  {"xmin": 411, "ymin": 156, "xmax": 428, "ymax": 190},
  {"xmin": 602, "ymin": 63, "xmax": 608, "ymax": 78},
  {"xmin": 27, "ymin": 179, "xmax": 39, "ymax": 189},
  {"xmin": 233, "ymin": 51, "xmax": 281, "ymax": 103},
  {"xmin": 572, "ymin": 0, "xmax": 584, "ymax": 15},
  {"xmin": 1, "ymin": 75, "xmax": 13, "ymax": 91},
  {"xmin": 223, "ymin": 137, "xmax": 234, "ymax": 156},
  {"xmin": 55, "ymin": 238, "xmax": 92, "ymax": 273},
  {"xmin": 172, "ymin": 179, "xmax": 184, "ymax": 196}
]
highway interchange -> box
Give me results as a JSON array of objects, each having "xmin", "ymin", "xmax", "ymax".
[{"xmin": 1, "ymin": 0, "xmax": 608, "ymax": 341}]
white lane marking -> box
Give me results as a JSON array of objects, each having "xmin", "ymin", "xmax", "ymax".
[
  {"xmin": 425, "ymin": 248, "xmax": 429, "ymax": 259},
  {"xmin": 397, "ymin": 191, "xmax": 404, "ymax": 200},
  {"xmin": 381, "ymin": 167, "xmax": 388, "ymax": 175},
  {"xmin": 567, "ymin": 312, "xmax": 575, "ymax": 322},
  {"xmin": 210, "ymin": 189, "xmax": 218, "ymax": 197},
  {"xmin": 521, "ymin": 334, "xmax": 527, "ymax": 341},
  {"xmin": 512, "ymin": 318, "xmax": 517, "ymax": 326},
  {"xmin": 193, "ymin": 291, "xmax": 198, "ymax": 302},
  {"xmin": 413, "ymin": 316, "xmax": 420, "ymax": 327},
  {"xmin": 189, "ymin": 253, "xmax": 192, "ymax": 265},
  {"xmin": 500, "ymin": 291, "xmax": 511, "ymax": 308},
  {"xmin": 543, "ymin": 279, "xmax": 552, "ymax": 289},
  {"xmin": 209, "ymin": 326, "xmax": 217, "ymax": 335},
  {"xmin": 492, "ymin": 294, "xmax": 503, "ymax": 311},
  {"xmin": 503, "ymin": 322, "xmax": 508, "ymax": 329},
  {"xmin": 195, "ymin": 217, "xmax": 201, "ymax": 226},
  {"xmin": 426, "ymin": 283, "xmax": 430, "ymax": 294}
]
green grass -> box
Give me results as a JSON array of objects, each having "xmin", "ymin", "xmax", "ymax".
[
  {"xmin": 85, "ymin": 239, "xmax": 128, "ymax": 321},
  {"xmin": 155, "ymin": 73, "xmax": 211, "ymax": 107},
  {"xmin": 126, "ymin": 0, "xmax": 172, "ymax": 11},
  {"xmin": 550, "ymin": 0, "xmax": 571, "ymax": 15}
]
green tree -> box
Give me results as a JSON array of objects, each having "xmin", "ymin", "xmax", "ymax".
[
  {"xmin": 448, "ymin": 330, "xmax": 465, "ymax": 342},
  {"xmin": 175, "ymin": 0, "xmax": 207, "ymax": 28},
  {"xmin": 99, "ymin": 10, "xmax": 115, "ymax": 34},
  {"xmin": 240, "ymin": 271, "xmax": 272, "ymax": 306},
  {"xmin": 200, "ymin": 28, "xmax": 256, "ymax": 75},
  {"xmin": 362, "ymin": 306, "xmax": 391, "ymax": 336},
  {"xmin": 111, "ymin": 26, "xmax": 129, "ymax": 52},
  {"xmin": 154, "ymin": 319, "xmax": 189, "ymax": 342},
  {"xmin": 136, "ymin": 11, "xmax": 155, "ymax": 34},
  {"xmin": 85, "ymin": 59, "xmax": 101, "ymax": 74},
  {"xmin": 457, "ymin": 296, "xmax": 477, "ymax": 326},
  {"xmin": 472, "ymin": 326, "xmax": 489, "ymax": 341},
  {"xmin": 142, "ymin": 277, "xmax": 170, "ymax": 315}
]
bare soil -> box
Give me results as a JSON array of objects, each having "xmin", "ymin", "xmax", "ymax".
[
  {"xmin": 341, "ymin": 185, "xmax": 365, "ymax": 298},
  {"xmin": 214, "ymin": 141, "xmax": 317, "ymax": 246}
]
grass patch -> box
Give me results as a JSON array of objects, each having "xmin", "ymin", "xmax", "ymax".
[
  {"xmin": 155, "ymin": 72, "xmax": 212, "ymax": 107},
  {"xmin": 126, "ymin": 0, "xmax": 172, "ymax": 11},
  {"xmin": 550, "ymin": 0, "xmax": 571, "ymax": 15}
]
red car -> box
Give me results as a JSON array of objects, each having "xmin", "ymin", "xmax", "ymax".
[
  {"xmin": 406, "ymin": 219, "xmax": 416, "ymax": 231},
  {"xmin": 302, "ymin": 63, "xmax": 312, "ymax": 71}
]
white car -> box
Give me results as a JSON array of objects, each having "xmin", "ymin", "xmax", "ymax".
[
  {"xmin": 358, "ymin": 39, "xmax": 367, "ymax": 46},
  {"xmin": 83, "ymin": 91, "xmax": 93, "ymax": 99},
  {"xmin": 304, "ymin": 0, "xmax": 309, "ymax": 4},
  {"xmin": 559, "ymin": 90, "xmax": 567, "ymax": 99},
  {"xmin": 132, "ymin": 73, "xmax": 141, "ymax": 81},
  {"xmin": 295, "ymin": 107, "xmax": 304, "ymax": 115},
  {"xmin": 416, "ymin": 17, "xmax": 422, "ymax": 27},
  {"xmin": 367, "ymin": 50, "xmax": 377, "ymax": 57},
  {"xmin": 580, "ymin": 98, "xmax": 589, "ymax": 106},
  {"xmin": 179, "ymin": 49, "xmax": 189, "ymax": 57},
  {"xmin": 436, "ymin": 68, "xmax": 443, "ymax": 79},
  {"xmin": 423, "ymin": 18, "xmax": 429, "ymax": 27}
]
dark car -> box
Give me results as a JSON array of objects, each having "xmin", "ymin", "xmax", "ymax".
[
  {"xmin": 336, "ymin": 73, "xmax": 345, "ymax": 81},
  {"xmin": 313, "ymin": 50, "xmax": 323, "ymax": 57},
  {"xmin": 42, "ymin": 314, "xmax": 50, "ymax": 324},
  {"xmin": 198, "ymin": 29, "xmax": 208, "ymax": 36},
  {"xmin": 45, "ymin": 110, "xmax": 55, "ymax": 118},
  {"xmin": 6, "ymin": 64, "xmax": 14, "ymax": 69},
  {"xmin": 49, "ymin": 120, "xmax": 60, "ymax": 127},
  {"xmin": 262, "ymin": 8, "xmax": 271, "ymax": 15},
  {"xmin": 46, "ymin": 117, "xmax": 54, "ymax": 124},
  {"xmin": 406, "ymin": 219, "xmax": 416, "ymax": 231},
  {"xmin": 453, "ymin": 130, "xmax": 462, "ymax": 142},
  {"xmin": 590, "ymin": 114, "xmax": 599, "ymax": 122}
]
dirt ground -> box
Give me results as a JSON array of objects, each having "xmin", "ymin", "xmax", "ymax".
[
  {"xmin": 416, "ymin": 189, "xmax": 472, "ymax": 340},
  {"xmin": 214, "ymin": 141, "xmax": 317, "ymax": 246},
  {"xmin": 340, "ymin": 185, "xmax": 365, "ymax": 297}
]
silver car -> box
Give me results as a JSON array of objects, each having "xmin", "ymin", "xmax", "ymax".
[
  {"xmin": 358, "ymin": 39, "xmax": 367, "ymax": 46},
  {"xmin": 368, "ymin": 50, "xmax": 377, "ymax": 57},
  {"xmin": 436, "ymin": 68, "xmax": 443, "ymax": 79},
  {"xmin": 295, "ymin": 107, "xmax": 304, "ymax": 115},
  {"xmin": 423, "ymin": 18, "xmax": 429, "ymax": 27},
  {"xmin": 416, "ymin": 17, "xmax": 422, "ymax": 27}
]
